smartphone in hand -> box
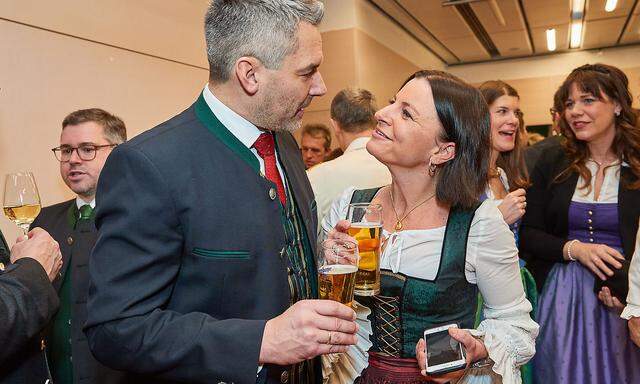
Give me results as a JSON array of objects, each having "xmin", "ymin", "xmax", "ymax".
[{"xmin": 424, "ymin": 324, "xmax": 466, "ymax": 375}]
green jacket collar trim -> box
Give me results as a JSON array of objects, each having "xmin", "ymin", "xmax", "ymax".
[
  {"xmin": 193, "ymin": 94, "xmax": 260, "ymax": 172},
  {"xmin": 66, "ymin": 202, "xmax": 77, "ymax": 229}
]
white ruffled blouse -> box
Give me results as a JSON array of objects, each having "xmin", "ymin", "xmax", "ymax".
[{"xmin": 320, "ymin": 187, "xmax": 539, "ymax": 384}]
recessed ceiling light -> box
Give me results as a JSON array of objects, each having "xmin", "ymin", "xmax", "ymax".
[
  {"xmin": 546, "ymin": 29, "xmax": 557, "ymax": 51},
  {"xmin": 570, "ymin": 21, "xmax": 583, "ymax": 48},
  {"xmin": 605, "ymin": 0, "xmax": 618, "ymax": 12},
  {"xmin": 572, "ymin": 0, "xmax": 585, "ymax": 17}
]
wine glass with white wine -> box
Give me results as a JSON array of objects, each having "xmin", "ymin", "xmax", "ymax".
[{"xmin": 3, "ymin": 172, "xmax": 42, "ymax": 235}]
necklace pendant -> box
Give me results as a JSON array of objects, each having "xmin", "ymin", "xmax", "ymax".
[{"xmin": 394, "ymin": 221, "xmax": 403, "ymax": 231}]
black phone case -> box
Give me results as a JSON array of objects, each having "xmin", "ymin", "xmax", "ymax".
[{"xmin": 593, "ymin": 259, "xmax": 630, "ymax": 303}]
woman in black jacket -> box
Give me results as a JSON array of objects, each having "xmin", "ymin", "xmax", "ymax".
[{"xmin": 520, "ymin": 63, "xmax": 640, "ymax": 384}]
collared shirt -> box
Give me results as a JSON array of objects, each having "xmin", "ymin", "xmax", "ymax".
[
  {"xmin": 202, "ymin": 85, "xmax": 286, "ymax": 184},
  {"xmin": 75, "ymin": 197, "xmax": 95, "ymax": 211},
  {"xmin": 307, "ymin": 136, "xmax": 391, "ymax": 231},
  {"xmin": 572, "ymin": 159, "xmax": 629, "ymax": 203}
]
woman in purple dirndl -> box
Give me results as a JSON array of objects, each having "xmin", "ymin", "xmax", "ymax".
[{"xmin": 520, "ymin": 63, "xmax": 640, "ymax": 384}]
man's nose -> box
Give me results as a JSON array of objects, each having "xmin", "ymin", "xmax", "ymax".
[
  {"xmin": 310, "ymin": 71, "xmax": 327, "ymax": 97},
  {"xmin": 69, "ymin": 148, "xmax": 83, "ymax": 163}
]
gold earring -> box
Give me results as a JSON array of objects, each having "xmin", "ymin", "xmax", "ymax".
[{"xmin": 428, "ymin": 160, "xmax": 437, "ymax": 176}]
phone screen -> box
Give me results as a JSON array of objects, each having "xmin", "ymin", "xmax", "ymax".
[{"xmin": 425, "ymin": 329, "xmax": 463, "ymax": 367}]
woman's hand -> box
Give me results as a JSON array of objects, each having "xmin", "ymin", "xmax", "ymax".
[
  {"xmin": 628, "ymin": 317, "xmax": 640, "ymax": 348},
  {"xmin": 597, "ymin": 287, "xmax": 624, "ymax": 312},
  {"xmin": 416, "ymin": 328, "xmax": 488, "ymax": 383},
  {"xmin": 323, "ymin": 220, "xmax": 358, "ymax": 264},
  {"xmin": 571, "ymin": 242, "xmax": 624, "ymax": 281},
  {"xmin": 497, "ymin": 188, "xmax": 526, "ymax": 225}
]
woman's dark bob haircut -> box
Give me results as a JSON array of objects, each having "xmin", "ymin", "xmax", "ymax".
[{"xmin": 402, "ymin": 70, "xmax": 491, "ymax": 209}]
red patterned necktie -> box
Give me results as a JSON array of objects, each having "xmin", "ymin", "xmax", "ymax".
[{"xmin": 253, "ymin": 132, "xmax": 287, "ymax": 207}]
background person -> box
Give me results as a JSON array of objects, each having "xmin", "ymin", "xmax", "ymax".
[
  {"xmin": 307, "ymin": 88, "xmax": 391, "ymax": 227},
  {"xmin": 520, "ymin": 63, "xmax": 640, "ymax": 383},
  {"xmin": 33, "ymin": 108, "xmax": 127, "ymax": 384},
  {"xmin": 301, "ymin": 123, "xmax": 332, "ymax": 169},
  {"xmin": 478, "ymin": 81, "xmax": 530, "ymax": 244},
  {"xmin": 622, "ymin": 221, "xmax": 640, "ymax": 347}
]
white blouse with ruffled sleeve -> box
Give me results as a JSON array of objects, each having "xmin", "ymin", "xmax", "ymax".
[{"xmin": 321, "ymin": 187, "xmax": 539, "ymax": 384}]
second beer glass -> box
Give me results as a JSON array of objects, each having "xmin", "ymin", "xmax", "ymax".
[
  {"xmin": 318, "ymin": 239, "xmax": 359, "ymax": 307},
  {"xmin": 347, "ymin": 203, "xmax": 382, "ymax": 296}
]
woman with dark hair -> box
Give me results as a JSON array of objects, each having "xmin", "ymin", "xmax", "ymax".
[
  {"xmin": 478, "ymin": 81, "xmax": 530, "ymax": 232},
  {"xmin": 520, "ymin": 63, "xmax": 640, "ymax": 383},
  {"xmin": 322, "ymin": 70, "xmax": 538, "ymax": 383}
]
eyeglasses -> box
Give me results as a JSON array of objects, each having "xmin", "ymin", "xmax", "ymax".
[{"xmin": 52, "ymin": 144, "xmax": 117, "ymax": 162}]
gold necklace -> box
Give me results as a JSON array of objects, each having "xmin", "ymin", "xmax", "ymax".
[{"xmin": 389, "ymin": 187, "xmax": 436, "ymax": 231}]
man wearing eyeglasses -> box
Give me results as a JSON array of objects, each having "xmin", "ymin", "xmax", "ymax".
[
  {"xmin": 31, "ymin": 108, "xmax": 127, "ymax": 384},
  {"xmin": 524, "ymin": 92, "xmax": 564, "ymax": 174}
]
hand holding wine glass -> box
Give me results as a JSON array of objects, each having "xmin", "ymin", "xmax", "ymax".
[{"xmin": 3, "ymin": 172, "xmax": 42, "ymax": 235}]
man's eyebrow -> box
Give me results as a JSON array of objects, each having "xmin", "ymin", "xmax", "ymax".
[{"xmin": 298, "ymin": 63, "xmax": 319, "ymax": 73}]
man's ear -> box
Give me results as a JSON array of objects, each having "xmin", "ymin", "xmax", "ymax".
[
  {"xmin": 330, "ymin": 119, "xmax": 342, "ymax": 135},
  {"xmin": 234, "ymin": 56, "xmax": 262, "ymax": 95},
  {"xmin": 430, "ymin": 143, "xmax": 456, "ymax": 166}
]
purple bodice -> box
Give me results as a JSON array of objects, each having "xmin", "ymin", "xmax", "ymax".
[
  {"xmin": 567, "ymin": 201, "xmax": 623, "ymax": 254},
  {"xmin": 534, "ymin": 199, "xmax": 640, "ymax": 384}
]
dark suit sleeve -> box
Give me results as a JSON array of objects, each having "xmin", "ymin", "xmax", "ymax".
[
  {"xmin": 0, "ymin": 257, "xmax": 59, "ymax": 363},
  {"xmin": 520, "ymin": 149, "xmax": 567, "ymax": 263},
  {"xmin": 84, "ymin": 145, "xmax": 266, "ymax": 384}
]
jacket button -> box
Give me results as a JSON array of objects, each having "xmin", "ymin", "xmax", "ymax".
[
  {"xmin": 0, "ymin": 262, "xmax": 5, "ymax": 272},
  {"xmin": 587, "ymin": 218, "xmax": 592, "ymax": 224},
  {"xmin": 587, "ymin": 210, "xmax": 593, "ymax": 216},
  {"xmin": 269, "ymin": 188, "xmax": 277, "ymax": 201},
  {"xmin": 280, "ymin": 370, "xmax": 289, "ymax": 383},
  {"xmin": 67, "ymin": 236, "xmax": 74, "ymax": 245}
]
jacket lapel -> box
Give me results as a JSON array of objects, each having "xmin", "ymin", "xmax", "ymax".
[
  {"xmin": 52, "ymin": 201, "xmax": 77, "ymax": 291},
  {"xmin": 192, "ymin": 94, "xmax": 260, "ymax": 173},
  {"xmin": 618, "ymin": 167, "xmax": 640, "ymax": 258},
  {"xmin": 275, "ymin": 132, "xmax": 317, "ymax": 258}
]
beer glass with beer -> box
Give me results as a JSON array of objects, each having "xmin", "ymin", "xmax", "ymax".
[
  {"xmin": 347, "ymin": 203, "xmax": 382, "ymax": 296},
  {"xmin": 318, "ymin": 239, "xmax": 359, "ymax": 307}
]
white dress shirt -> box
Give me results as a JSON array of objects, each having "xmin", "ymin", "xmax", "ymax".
[
  {"xmin": 322, "ymin": 187, "xmax": 539, "ymax": 383},
  {"xmin": 307, "ymin": 136, "xmax": 391, "ymax": 231},
  {"xmin": 76, "ymin": 197, "xmax": 95, "ymax": 211},
  {"xmin": 202, "ymin": 85, "xmax": 286, "ymax": 183},
  {"xmin": 622, "ymin": 222, "xmax": 640, "ymax": 319},
  {"xmin": 572, "ymin": 159, "xmax": 627, "ymax": 203}
]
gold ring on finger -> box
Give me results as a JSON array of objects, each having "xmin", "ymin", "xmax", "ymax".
[{"xmin": 328, "ymin": 331, "xmax": 333, "ymax": 345}]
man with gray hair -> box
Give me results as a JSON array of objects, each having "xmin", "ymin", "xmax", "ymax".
[
  {"xmin": 308, "ymin": 88, "xmax": 391, "ymax": 228},
  {"xmin": 84, "ymin": 1, "xmax": 357, "ymax": 384}
]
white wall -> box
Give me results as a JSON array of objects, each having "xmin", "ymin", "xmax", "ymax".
[{"xmin": 0, "ymin": 2, "xmax": 209, "ymax": 244}]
